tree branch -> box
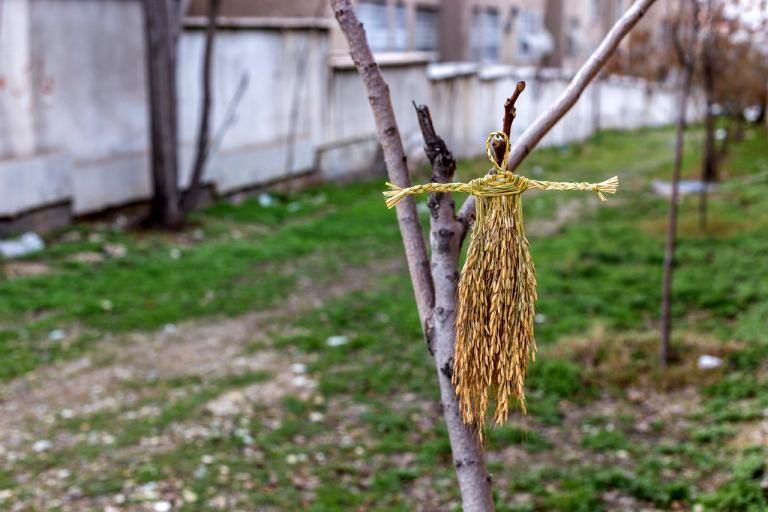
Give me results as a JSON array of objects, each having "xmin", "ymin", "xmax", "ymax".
[
  {"xmin": 493, "ymin": 81, "xmax": 526, "ymax": 165},
  {"xmin": 459, "ymin": 0, "xmax": 658, "ymax": 223},
  {"xmin": 183, "ymin": 0, "xmax": 220, "ymax": 214},
  {"xmin": 330, "ymin": 0, "xmax": 434, "ymax": 330},
  {"xmin": 414, "ymin": 101, "xmax": 495, "ymax": 511}
]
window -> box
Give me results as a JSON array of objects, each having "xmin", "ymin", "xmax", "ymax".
[
  {"xmin": 470, "ymin": 7, "xmax": 500, "ymax": 62},
  {"xmin": 357, "ymin": 1, "xmax": 389, "ymax": 51},
  {"xmin": 566, "ymin": 17, "xmax": 580, "ymax": 57},
  {"xmin": 614, "ymin": 0, "xmax": 624, "ymax": 19},
  {"xmin": 392, "ymin": 2, "xmax": 408, "ymax": 50},
  {"xmin": 590, "ymin": 0, "xmax": 602, "ymax": 21},
  {"xmin": 415, "ymin": 5, "xmax": 439, "ymax": 51},
  {"xmin": 517, "ymin": 9, "xmax": 541, "ymax": 58}
]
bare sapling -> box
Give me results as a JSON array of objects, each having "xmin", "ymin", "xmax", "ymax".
[{"xmin": 331, "ymin": 0, "xmax": 657, "ymax": 509}]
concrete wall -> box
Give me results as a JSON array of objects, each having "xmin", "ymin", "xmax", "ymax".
[{"xmin": 0, "ymin": 0, "xmax": 687, "ymax": 232}]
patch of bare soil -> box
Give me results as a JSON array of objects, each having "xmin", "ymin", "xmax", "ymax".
[
  {"xmin": 0, "ymin": 257, "xmax": 405, "ymax": 453},
  {"xmin": 2, "ymin": 261, "xmax": 51, "ymax": 280}
]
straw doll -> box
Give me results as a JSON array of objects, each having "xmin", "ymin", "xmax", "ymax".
[{"xmin": 383, "ymin": 131, "xmax": 618, "ymax": 430}]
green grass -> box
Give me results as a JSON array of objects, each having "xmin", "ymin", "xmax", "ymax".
[{"xmin": 2, "ymin": 126, "xmax": 768, "ymax": 510}]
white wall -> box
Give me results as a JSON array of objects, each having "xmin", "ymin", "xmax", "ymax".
[{"xmin": 0, "ymin": 0, "xmax": 687, "ymax": 225}]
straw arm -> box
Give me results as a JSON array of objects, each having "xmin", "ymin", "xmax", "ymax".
[
  {"xmin": 384, "ymin": 181, "xmax": 473, "ymax": 209},
  {"xmin": 525, "ymin": 175, "xmax": 619, "ymax": 202}
]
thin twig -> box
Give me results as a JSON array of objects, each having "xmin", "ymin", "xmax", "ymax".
[
  {"xmin": 209, "ymin": 72, "xmax": 249, "ymax": 154},
  {"xmin": 493, "ymin": 81, "xmax": 527, "ymax": 167},
  {"xmin": 183, "ymin": 0, "xmax": 220, "ymax": 214}
]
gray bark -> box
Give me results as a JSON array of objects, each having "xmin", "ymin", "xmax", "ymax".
[
  {"xmin": 143, "ymin": 0, "xmax": 183, "ymax": 229},
  {"xmin": 660, "ymin": 65, "xmax": 693, "ymax": 367},
  {"xmin": 415, "ymin": 104, "xmax": 495, "ymax": 511},
  {"xmin": 661, "ymin": 0, "xmax": 698, "ymax": 366}
]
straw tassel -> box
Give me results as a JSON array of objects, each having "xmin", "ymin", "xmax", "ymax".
[{"xmin": 383, "ymin": 131, "xmax": 619, "ymax": 431}]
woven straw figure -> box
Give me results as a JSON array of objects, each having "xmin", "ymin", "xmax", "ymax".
[{"xmin": 384, "ymin": 131, "xmax": 618, "ymax": 429}]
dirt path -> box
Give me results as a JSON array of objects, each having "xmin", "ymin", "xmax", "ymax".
[{"xmin": 0, "ymin": 258, "xmax": 405, "ymax": 453}]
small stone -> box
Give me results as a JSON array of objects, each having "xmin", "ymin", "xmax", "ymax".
[
  {"xmin": 103, "ymin": 243, "xmax": 127, "ymax": 258},
  {"xmin": 68, "ymin": 251, "xmax": 104, "ymax": 264},
  {"xmin": 32, "ymin": 439, "xmax": 52, "ymax": 452},
  {"xmin": 0, "ymin": 489, "xmax": 13, "ymax": 501},
  {"xmin": 326, "ymin": 335, "xmax": 349, "ymax": 347},
  {"xmin": 309, "ymin": 412, "xmax": 324, "ymax": 423},
  {"xmin": 163, "ymin": 323, "xmax": 178, "ymax": 334},
  {"xmin": 182, "ymin": 489, "xmax": 198, "ymax": 503},
  {"xmin": 61, "ymin": 231, "xmax": 82, "ymax": 243},
  {"xmin": 193, "ymin": 465, "xmax": 207, "ymax": 479},
  {"xmin": 206, "ymin": 390, "xmax": 245, "ymax": 416},
  {"xmin": 48, "ymin": 329, "xmax": 66, "ymax": 341},
  {"xmin": 152, "ymin": 501, "xmax": 172, "ymax": 512},
  {"xmin": 698, "ymin": 354, "xmax": 722, "ymax": 370}
]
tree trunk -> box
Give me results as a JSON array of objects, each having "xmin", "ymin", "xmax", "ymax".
[
  {"xmin": 143, "ymin": 0, "xmax": 183, "ymax": 229},
  {"xmin": 415, "ymin": 104, "xmax": 495, "ymax": 511},
  {"xmin": 700, "ymin": 99, "xmax": 715, "ymax": 231},
  {"xmin": 182, "ymin": 0, "xmax": 220, "ymax": 214},
  {"xmin": 699, "ymin": 15, "xmax": 717, "ymax": 232},
  {"xmin": 329, "ymin": 1, "xmax": 434, "ymax": 329},
  {"xmin": 660, "ymin": 66, "xmax": 693, "ymax": 367}
]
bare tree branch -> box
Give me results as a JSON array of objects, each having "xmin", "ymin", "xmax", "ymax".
[
  {"xmin": 209, "ymin": 72, "xmax": 249, "ymax": 154},
  {"xmin": 330, "ymin": 0, "xmax": 434, "ymax": 330},
  {"xmin": 183, "ymin": 0, "xmax": 220, "ymax": 214},
  {"xmin": 414, "ymin": 103, "xmax": 495, "ymax": 511},
  {"xmin": 493, "ymin": 81, "xmax": 527, "ymax": 165},
  {"xmin": 459, "ymin": 0, "xmax": 658, "ymax": 222}
]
